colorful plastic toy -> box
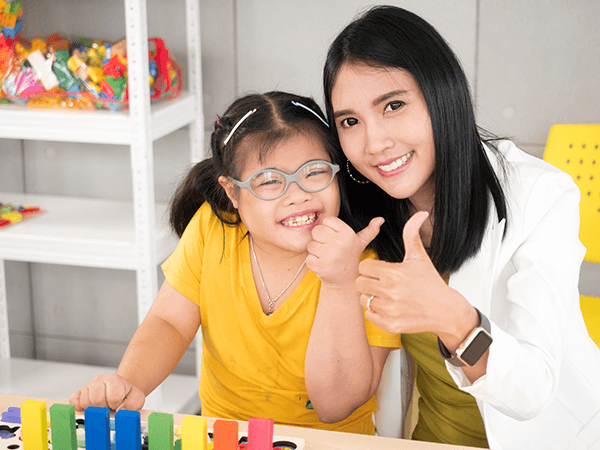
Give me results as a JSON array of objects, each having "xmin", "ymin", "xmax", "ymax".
[{"xmin": 0, "ymin": 3, "xmax": 182, "ymax": 111}]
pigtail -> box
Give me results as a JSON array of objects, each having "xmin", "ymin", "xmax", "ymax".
[{"xmin": 169, "ymin": 116, "xmax": 241, "ymax": 237}]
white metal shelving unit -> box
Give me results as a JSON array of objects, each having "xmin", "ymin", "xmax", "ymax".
[{"xmin": 0, "ymin": 0, "xmax": 204, "ymax": 413}]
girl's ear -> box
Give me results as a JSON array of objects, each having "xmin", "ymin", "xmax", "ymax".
[{"xmin": 218, "ymin": 176, "xmax": 239, "ymax": 209}]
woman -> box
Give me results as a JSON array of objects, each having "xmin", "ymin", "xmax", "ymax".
[{"xmin": 305, "ymin": 5, "xmax": 600, "ymax": 449}]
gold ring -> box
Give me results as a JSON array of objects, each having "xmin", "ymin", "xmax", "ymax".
[{"xmin": 366, "ymin": 295, "xmax": 374, "ymax": 312}]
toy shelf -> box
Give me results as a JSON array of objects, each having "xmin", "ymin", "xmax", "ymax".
[
  {"xmin": 0, "ymin": 91, "xmax": 197, "ymax": 145},
  {"xmin": 0, "ymin": 193, "xmax": 177, "ymax": 270},
  {"xmin": 0, "ymin": 0, "xmax": 205, "ymax": 414}
]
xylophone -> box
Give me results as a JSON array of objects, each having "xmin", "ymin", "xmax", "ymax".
[{"xmin": 0, "ymin": 400, "xmax": 305, "ymax": 450}]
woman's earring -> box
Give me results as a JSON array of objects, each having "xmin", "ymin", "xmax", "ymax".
[{"xmin": 346, "ymin": 159, "xmax": 370, "ymax": 184}]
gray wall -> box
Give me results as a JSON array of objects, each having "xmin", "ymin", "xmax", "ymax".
[{"xmin": 3, "ymin": 0, "xmax": 599, "ymax": 373}]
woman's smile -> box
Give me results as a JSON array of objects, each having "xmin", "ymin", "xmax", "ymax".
[{"xmin": 376, "ymin": 151, "xmax": 414, "ymax": 176}]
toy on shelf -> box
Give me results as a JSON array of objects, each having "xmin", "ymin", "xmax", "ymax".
[
  {"xmin": 0, "ymin": 1, "xmax": 182, "ymax": 111},
  {"xmin": 0, "ymin": 401, "xmax": 306, "ymax": 450},
  {"xmin": 0, "ymin": 202, "xmax": 44, "ymax": 229}
]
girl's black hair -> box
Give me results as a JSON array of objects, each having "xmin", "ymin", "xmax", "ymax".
[
  {"xmin": 323, "ymin": 5, "xmax": 507, "ymax": 274},
  {"xmin": 169, "ymin": 91, "xmax": 350, "ymax": 237}
]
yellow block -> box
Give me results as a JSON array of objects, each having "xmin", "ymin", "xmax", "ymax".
[
  {"xmin": 87, "ymin": 66, "xmax": 105, "ymax": 84},
  {"xmin": 21, "ymin": 400, "xmax": 49, "ymax": 450},
  {"xmin": 182, "ymin": 415, "xmax": 208, "ymax": 450},
  {"xmin": 1, "ymin": 211, "xmax": 22, "ymax": 222}
]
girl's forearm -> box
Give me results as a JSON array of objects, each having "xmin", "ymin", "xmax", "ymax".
[
  {"xmin": 305, "ymin": 283, "xmax": 379, "ymax": 422},
  {"xmin": 116, "ymin": 314, "xmax": 193, "ymax": 396}
]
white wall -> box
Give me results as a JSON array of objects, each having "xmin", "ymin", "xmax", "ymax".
[{"xmin": 3, "ymin": 0, "xmax": 599, "ymax": 372}]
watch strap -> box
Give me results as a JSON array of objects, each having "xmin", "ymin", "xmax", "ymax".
[{"xmin": 437, "ymin": 308, "xmax": 491, "ymax": 367}]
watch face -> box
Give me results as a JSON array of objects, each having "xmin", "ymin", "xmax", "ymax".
[{"xmin": 460, "ymin": 330, "xmax": 493, "ymax": 366}]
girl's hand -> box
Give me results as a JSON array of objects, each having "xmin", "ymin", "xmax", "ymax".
[
  {"xmin": 307, "ymin": 216, "xmax": 384, "ymax": 288},
  {"xmin": 356, "ymin": 211, "xmax": 476, "ymax": 344},
  {"xmin": 69, "ymin": 374, "xmax": 146, "ymax": 411}
]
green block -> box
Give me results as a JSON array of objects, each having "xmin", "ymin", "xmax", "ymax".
[
  {"xmin": 6, "ymin": 0, "xmax": 21, "ymax": 14},
  {"xmin": 148, "ymin": 412, "xmax": 173, "ymax": 450},
  {"xmin": 105, "ymin": 76, "xmax": 127, "ymax": 99},
  {"xmin": 49, "ymin": 404, "xmax": 77, "ymax": 450},
  {"xmin": 53, "ymin": 49, "xmax": 81, "ymax": 90}
]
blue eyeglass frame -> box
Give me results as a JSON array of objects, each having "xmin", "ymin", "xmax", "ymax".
[{"xmin": 228, "ymin": 160, "xmax": 340, "ymax": 200}]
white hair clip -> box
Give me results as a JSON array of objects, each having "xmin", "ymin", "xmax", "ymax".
[
  {"xmin": 223, "ymin": 108, "xmax": 257, "ymax": 145},
  {"xmin": 291, "ymin": 101, "xmax": 329, "ymax": 127}
]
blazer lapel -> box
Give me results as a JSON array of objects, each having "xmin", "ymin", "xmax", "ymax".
[{"xmin": 449, "ymin": 217, "xmax": 505, "ymax": 316}]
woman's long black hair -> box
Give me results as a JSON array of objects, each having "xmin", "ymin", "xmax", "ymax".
[
  {"xmin": 169, "ymin": 91, "xmax": 350, "ymax": 238},
  {"xmin": 323, "ymin": 5, "xmax": 507, "ymax": 274}
]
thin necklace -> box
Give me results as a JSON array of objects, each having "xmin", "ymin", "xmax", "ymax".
[{"xmin": 250, "ymin": 236, "xmax": 307, "ymax": 316}]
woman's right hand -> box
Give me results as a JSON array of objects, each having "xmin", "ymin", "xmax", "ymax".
[{"xmin": 69, "ymin": 374, "xmax": 146, "ymax": 411}]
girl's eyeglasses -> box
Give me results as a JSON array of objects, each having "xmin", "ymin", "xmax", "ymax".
[{"xmin": 228, "ymin": 160, "xmax": 340, "ymax": 200}]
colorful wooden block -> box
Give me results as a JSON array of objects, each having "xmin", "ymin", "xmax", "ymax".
[
  {"xmin": 49, "ymin": 404, "xmax": 77, "ymax": 450},
  {"xmin": 1, "ymin": 401, "xmax": 307, "ymax": 450},
  {"xmin": 84, "ymin": 406, "xmax": 111, "ymax": 450},
  {"xmin": 248, "ymin": 418, "xmax": 274, "ymax": 450},
  {"xmin": 212, "ymin": 420, "xmax": 238, "ymax": 450},
  {"xmin": 20, "ymin": 400, "xmax": 48, "ymax": 450},
  {"xmin": 148, "ymin": 412, "xmax": 174, "ymax": 450},
  {"xmin": 181, "ymin": 415, "xmax": 207, "ymax": 450},
  {"xmin": 115, "ymin": 409, "xmax": 141, "ymax": 450}
]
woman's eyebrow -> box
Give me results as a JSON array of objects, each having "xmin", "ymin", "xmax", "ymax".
[
  {"xmin": 333, "ymin": 90, "xmax": 408, "ymax": 119},
  {"xmin": 372, "ymin": 90, "xmax": 408, "ymax": 107},
  {"xmin": 333, "ymin": 108, "xmax": 354, "ymax": 119}
]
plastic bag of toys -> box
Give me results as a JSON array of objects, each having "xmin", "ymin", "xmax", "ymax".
[{"xmin": 0, "ymin": 6, "xmax": 183, "ymax": 112}]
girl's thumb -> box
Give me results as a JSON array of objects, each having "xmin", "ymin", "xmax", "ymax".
[{"xmin": 357, "ymin": 217, "xmax": 385, "ymax": 250}]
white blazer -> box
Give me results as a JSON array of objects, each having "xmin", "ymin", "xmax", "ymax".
[{"xmin": 446, "ymin": 141, "xmax": 600, "ymax": 449}]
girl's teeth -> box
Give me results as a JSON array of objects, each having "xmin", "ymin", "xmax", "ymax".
[
  {"xmin": 379, "ymin": 151, "xmax": 414, "ymax": 172},
  {"xmin": 283, "ymin": 213, "xmax": 317, "ymax": 227}
]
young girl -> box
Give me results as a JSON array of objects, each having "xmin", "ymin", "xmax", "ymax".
[
  {"xmin": 305, "ymin": 5, "xmax": 600, "ymax": 449},
  {"xmin": 69, "ymin": 91, "xmax": 399, "ymax": 434}
]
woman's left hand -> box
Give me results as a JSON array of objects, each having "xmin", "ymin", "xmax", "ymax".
[{"xmin": 356, "ymin": 211, "xmax": 476, "ymax": 346}]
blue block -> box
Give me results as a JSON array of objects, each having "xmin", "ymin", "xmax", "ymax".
[
  {"xmin": 85, "ymin": 406, "xmax": 111, "ymax": 450},
  {"xmin": 115, "ymin": 410, "xmax": 141, "ymax": 450},
  {"xmin": 2, "ymin": 19, "xmax": 22, "ymax": 39},
  {"xmin": 1, "ymin": 406, "xmax": 21, "ymax": 423}
]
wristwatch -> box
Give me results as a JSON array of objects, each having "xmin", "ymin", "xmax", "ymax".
[{"xmin": 437, "ymin": 308, "xmax": 493, "ymax": 367}]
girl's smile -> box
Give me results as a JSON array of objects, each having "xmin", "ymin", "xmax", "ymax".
[{"xmin": 280, "ymin": 209, "xmax": 321, "ymax": 229}]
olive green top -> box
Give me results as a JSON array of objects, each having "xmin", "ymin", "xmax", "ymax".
[{"xmin": 401, "ymin": 331, "xmax": 488, "ymax": 448}]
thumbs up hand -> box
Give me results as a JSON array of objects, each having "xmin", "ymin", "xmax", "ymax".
[
  {"xmin": 307, "ymin": 216, "xmax": 384, "ymax": 288},
  {"xmin": 356, "ymin": 211, "xmax": 456, "ymax": 335}
]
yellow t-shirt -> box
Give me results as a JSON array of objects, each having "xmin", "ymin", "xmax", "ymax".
[{"xmin": 162, "ymin": 202, "xmax": 400, "ymax": 434}]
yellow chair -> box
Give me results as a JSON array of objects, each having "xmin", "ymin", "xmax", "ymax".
[{"xmin": 543, "ymin": 124, "xmax": 600, "ymax": 347}]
